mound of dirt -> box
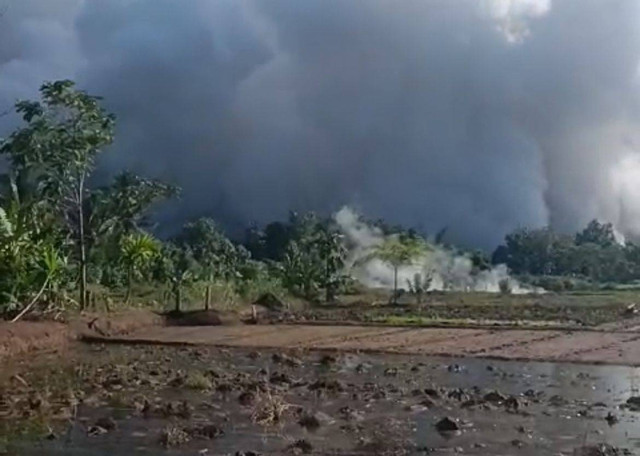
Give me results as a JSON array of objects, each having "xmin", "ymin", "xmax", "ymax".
[{"xmin": 164, "ymin": 309, "xmax": 240, "ymax": 327}]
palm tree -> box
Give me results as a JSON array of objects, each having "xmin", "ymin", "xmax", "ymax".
[{"xmin": 120, "ymin": 232, "xmax": 159, "ymax": 304}]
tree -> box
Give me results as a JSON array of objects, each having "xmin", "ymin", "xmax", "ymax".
[
  {"xmin": 159, "ymin": 244, "xmax": 199, "ymax": 313},
  {"xmin": 575, "ymin": 219, "xmax": 616, "ymax": 247},
  {"xmin": 1, "ymin": 80, "xmax": 115, "ymax": 309},
  {"xmin": 318, "ymin": 228, "xmax": 347, "ymax": 301},
  {"xmin": 120, "ymin": 232, "xmax": 159, "ymax": 304},
  {"xmin": 366, "ymin": 235, "xmax": 429, "ymax": 304},
  {"xmin": 176, "ymin": 218, "xmax": 239, "ymax": 310}
]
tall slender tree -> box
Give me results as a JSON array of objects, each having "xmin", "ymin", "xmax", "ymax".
[{"xmin": 1, "ymin": 80, "xmax": 115, "ymax": 309}]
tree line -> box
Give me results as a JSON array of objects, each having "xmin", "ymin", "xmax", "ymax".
[
  {"xmin": 492, "ymin": 220, "xmax": 640, "ymax": 286},
  {"xmin": 0, "ymin": 80, "xmax": 636, "ymax": 319}
]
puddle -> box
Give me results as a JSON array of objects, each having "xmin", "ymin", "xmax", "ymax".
[{"xmin": 6, "ymin": 344, "xmax": 640, "ymax": 455}]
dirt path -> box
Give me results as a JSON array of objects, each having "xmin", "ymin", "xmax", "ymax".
[{"xmin": 86, "ymin": 323, "xmax": 640, "ymax": 366}]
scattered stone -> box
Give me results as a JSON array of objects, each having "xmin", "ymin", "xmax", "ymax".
[
  {"xmin": 272, "ymin": 353, "xmax": 301, "ymax": 367},
  {"xmin": 435, "ymin": 417, "xmax": 460, "ymax": 433},
  {"xmin": 236, "ymin": 452, "xmax": 262, "ymax": 456}
]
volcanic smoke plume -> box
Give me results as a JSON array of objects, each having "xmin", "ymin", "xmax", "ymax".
[{"xmin": 1, "ymin": 0, "xmax": 640, "ymax": 248}]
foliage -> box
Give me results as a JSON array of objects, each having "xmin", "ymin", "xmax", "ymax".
[
  {"xmin": 366, "ymin": 234, "xmax": 429, "ymax": 304},
  {"xmin": 120, "ymin": 232, "xmax": 159, "ymax": 304},
  {"xmin": 1, "ymin": 80, "xmax": 115, "ymax": 310}
]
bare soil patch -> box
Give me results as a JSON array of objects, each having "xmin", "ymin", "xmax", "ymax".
[
  {"xmin": 0, "ymin": 321, "xmax": 70, "ymax": 361},
  {"xmin": 93, "ymin": 323, "xmax": 640, "ymax": 366}
]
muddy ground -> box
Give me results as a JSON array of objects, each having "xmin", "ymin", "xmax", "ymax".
[
  {"xmin": 87, "ymin": 322, "xmax": 640, "ymax": 366},
  {"xmin": 3, "ymin": 343, "xmax": 640, "ymax": 455}
]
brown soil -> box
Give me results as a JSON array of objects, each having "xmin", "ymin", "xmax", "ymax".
[
  {"xmin": 0, "ymin": 321, "xmax": 70, "ymax": 361},
  {"xmin": 0, "ymin": 310, "xmax": 163, "ymax": 361},
  {"xmin": 88, "ymin": 323, "xmax": 640, "ymax": 366}
]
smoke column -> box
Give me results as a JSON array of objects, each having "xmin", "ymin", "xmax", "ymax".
[
  {"xmin": 334, "ymin": 206, "xmax": 535, "ymax": 293},
  {"xmin": 1, "ymin": 0, "xmax": 640, "ymax": 249}
]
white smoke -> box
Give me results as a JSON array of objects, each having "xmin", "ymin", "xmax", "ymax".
[{"xmin": 335, "ymin": 206, "xmax": 539, "ymax": 294}]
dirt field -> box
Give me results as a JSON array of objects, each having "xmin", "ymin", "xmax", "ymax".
[{"xmin": 84, "ymin": 320, "xmax": 640, "ymax": 366}]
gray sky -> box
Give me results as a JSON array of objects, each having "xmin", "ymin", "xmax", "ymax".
[{"xmin": 1, "ymin": 0, "xmax": 640, "ymax": 248}]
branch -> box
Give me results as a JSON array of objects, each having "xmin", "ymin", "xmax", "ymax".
[{"xmin": 10, "ymin": 275, "xmax": 50, "ymax": 323}]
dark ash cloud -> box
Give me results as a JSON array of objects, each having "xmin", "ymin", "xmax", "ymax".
[{"xmin": 1, "ymin": 0, "xmax": 640, "ymax": 248}]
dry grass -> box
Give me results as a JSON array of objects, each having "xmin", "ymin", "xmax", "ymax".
[
  {"xmin": 251, "ymin": 389, "xmax": 295, "ymax": 427},
  {"xmin": 183, "ymin": 371, "xmax": 212, "ymax": 390}
]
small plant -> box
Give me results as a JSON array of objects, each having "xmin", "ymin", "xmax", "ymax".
[
  {"xmin": 184, "ymin": 371, "xmax": 212, "ymax": 390},
  {"xmin": 251, "ymin": 389, "xmax": 294, "ymax": 427}
]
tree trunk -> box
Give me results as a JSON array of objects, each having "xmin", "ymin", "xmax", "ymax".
[
  {"xmin": 393, "ymin": 266, "xmax": 398, "ymax": 305},
  {"xmin": 174, "ymin": 285, "xmax": 182, "ymax": 313},
  {"xmin": 205, "ymin": 284, "xmax": 211, "ymax": 311},
  {"xmin": 77, "ymin": 178, "xmax": 87, "ymax": 311},
  {"xmin": 124, "ymin": 266, "xmax": 132, "ymax": 304}
]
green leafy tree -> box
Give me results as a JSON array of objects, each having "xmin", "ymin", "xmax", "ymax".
[
  {"xmin": 0, "ymin": 80, "xmax": 115, "ymax": 309},
  {"xmin": 156, "ymin": 244, "xmax": 199, "ymax": 313},
  {"xmin": 366, "ymin": 235, "xmax": 429, "ymax": 304},
  {"xmin": 120, "ymin": 232, "xmax": 159, "ymax": 304},
  {"xmin": 176, "ymin": 218, "xmax": 240, "ymax": 309}
]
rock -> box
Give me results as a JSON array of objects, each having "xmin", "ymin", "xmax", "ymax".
[
  {"xmin": 320, "ymin": 354, "xmax": 337, "ymax": 365},
  {"xmin": 625, "ymin": 396, "xmax": 640, "ymax": 410},
  {"xmin": 236, "ymin": 452, "xmax": 262, "ymax": 456},
  {"xmin": 505, "ymin": 396, "xmax": 521, "ymax": 411},
  {"xmin": 298, "ymin": 412, "xmax": 321, "ymax": 430},
  {"xmin": 605, "ymin": 411, "xmax": 619, "ymax": 426},
  {"xmin": 424, "ymin": 388, "xmax": 441, "ymax": 398},
  {"xmin": 287, "ymin": 439, "xmax": 313, "ymax": 454},
  {"xmin": 483, "ymin": 391, "xmax": 507, "ymax": 403},
  {"xmin": 87, "ymin": 425, "xmax": 108, "ymax": 436},
  {"xmin": 421, "ymin": 397, "xmax": 437, "ymax": 408},
  {"xmin": 435, "ymin": 417, "xmax": 460, "ymax": 433},
  {"xmin": 238, "ymin": 391, "xmax": 256, "ymax": 406},
  {"xmin": 187, "ymin": 423, "xmax": 224, "ymax": 439},
  {"xmin": 624, "ymin": 303, "xmax": 637, "ymax": 316},
  {"xmin": 94, "ymin": 417, "xmax": 117, "ymax": 431},
  {"xmin": 384, "ymin": 367, "xmax": 398, "ymax": 376},
  {"xmin": 448, "ymin": 388, "xmax": 468, "ymax": 401},
  {"xmin": 511, "ymin": 439, "xmax": 524, "ymax": 448},
  {"xmin": 272, "ymin": 353, "xmax": 302, "ymax": 367}
]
